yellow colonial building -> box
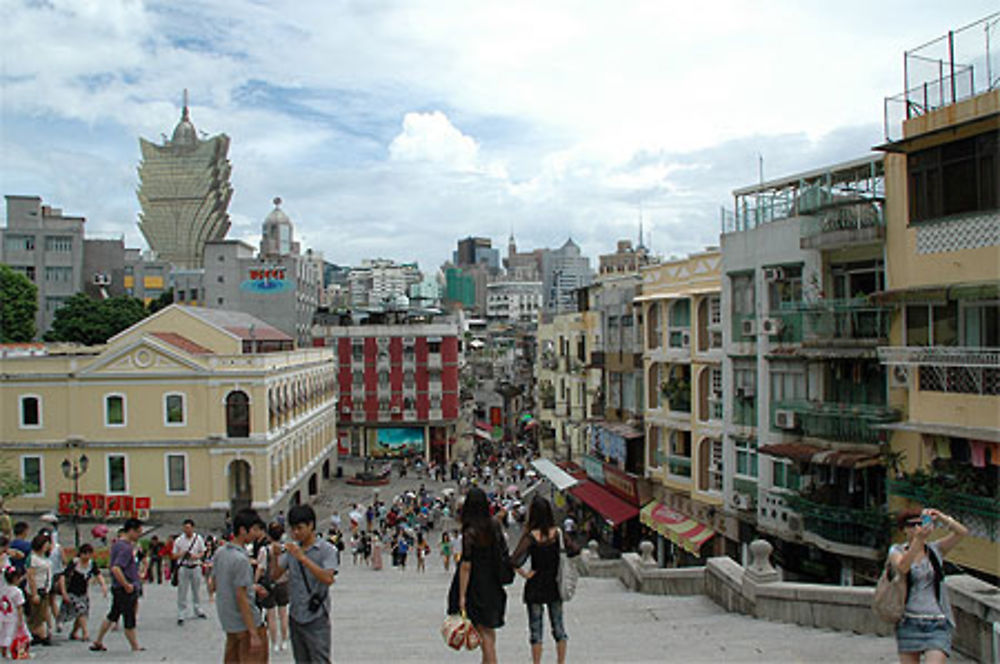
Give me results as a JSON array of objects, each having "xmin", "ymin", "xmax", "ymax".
[
  {"xmin": 637, "ymin": 249, "xmax": 728, "ymax": 561},
  {"xmin": 876, "ymin": 79, "xmax": 999, "ymax": 579},
  {"xmin": 535, "ymin": 309, "xmax": 602, "ymax": 461},
  {"xmin": 1, "ymin": 304, "xmax": 337, "ymax": 522}
]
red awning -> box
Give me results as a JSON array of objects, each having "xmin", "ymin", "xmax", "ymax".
[
  {"xmin": 568, "ymin": 480, "xmax": 639, "ymax": 527},
  {"xmin": 475, "ymin": 421, "xmax": 491, "ymax": 431},
  {"xmin": 759, "ymin": 443, "xmax": 881, "ymax": 468}
]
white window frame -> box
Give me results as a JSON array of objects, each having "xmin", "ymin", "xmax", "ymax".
[
  {"xmin": 163, "ymin": 392, "xmax": 187, "ymax": 427},
  {"xmin": 19, "ymin": 394, "xmax": 43, "ymax": 429},
  {"xmin": 106, "ymin": 453, "xmax": 129, "ymax": 495},
  {"xmin": 104, "ymin": 393, "xmax": 127, "ymax": 428},
  {"xmin": 164, "ymin": 453, "xmax": 189, "ymax": 495},
  {"xmin": 20, "ymin": 455, "xmax": 44, "ymax": 497}
]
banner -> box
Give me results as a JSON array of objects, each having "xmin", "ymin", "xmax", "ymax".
[
  {"xmin": 371, "ymin": 427, "xmax": 425, "ymax": 458},
  {"xmin": 59, "ymin": 493, "xmax": 147, "ymax": 519}
]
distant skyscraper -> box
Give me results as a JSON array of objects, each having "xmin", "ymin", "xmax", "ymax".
[{"xmin": 136, "ymin": 91, "xmax": 233, "ymax": 268}]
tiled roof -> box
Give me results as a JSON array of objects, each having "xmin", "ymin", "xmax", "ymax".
[
  {"xmin": 149, "ymin": 332, "xmax": 214, "ymax": 355},
  {"xmin": 182, "ymin": 307, "xmax": 293, "ymax": 342}
]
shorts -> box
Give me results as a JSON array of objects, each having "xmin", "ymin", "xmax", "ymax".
[
  {"xmin": 896, "ymin": 616, "xmax": 952, "ymax": 656},
  {"xmin": 106, "ymin": 587, "xmax": 138, "ymax": 630},
  {"xmin": 272, "ymin": 581, "xmax": 290, "ymax": 607},
  {"xmin": 224, "ymin": 625, "xmax": 268, "ymax": 664},
  {"xmin": 527, "ymin": 601, "xmax": 567, "ymax": 645}
]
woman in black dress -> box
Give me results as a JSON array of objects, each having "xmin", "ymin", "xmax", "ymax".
[
  {"xmin": 458, "ymin": 487, "xmax": 506, "ymax": 664},
  {"xmin": 511, "ymin": 496, "xmax": 577, "ymax": 664}
]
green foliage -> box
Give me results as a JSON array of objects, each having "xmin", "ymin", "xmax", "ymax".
[
  {"xmin": 44, "ymin": 293, "xmax": 148, "ymax": 345},
  {"xmin": 0, "ymin": 466, "xmax": 37, "ymax": 512},
  {"xmin": 146, "ymin": 290, "xmax": 174, "ymax": 314},
  {"xmin": 0, "ymin": 264, "xmax": 38, "ymax": 342}
]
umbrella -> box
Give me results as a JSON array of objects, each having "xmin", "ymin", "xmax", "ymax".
[
  {"xmin": 505, "ymin": 485, "xmax": 520, "ymax": 495},
  {"xmin": 90, "ymin": 524, "xmax": 109, "ymax": 539}
]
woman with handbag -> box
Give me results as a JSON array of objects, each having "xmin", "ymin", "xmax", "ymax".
[
  {"xmin": 511, "ymin": 496, "xmax": 577, "ymax": 664},
  {"xmin": 888, "ymin": 507, "xmax": 968, "ymax": 663},
  {"xmin": 457, "ymin": 487, "xmax": 507, "ymax": 664}
]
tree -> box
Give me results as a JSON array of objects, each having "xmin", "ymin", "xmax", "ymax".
[
  {"xmin": 44, "ymin": 293, "xmax": 148, "ymax": 345},
  {"xmin": 0, "ymin": 264, "xmax": 38, "ymax": 342},
  {"xmin": 146, "ymin": 289, "xmax": 174, "ymax": 314},
  {"xmin": 0, "ymin": 463, "xmax": 36, "ymax": 533}
]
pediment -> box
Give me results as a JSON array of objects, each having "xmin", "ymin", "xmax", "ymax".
[{"xmin": 80, "ymin": 337, "xmax": 209, "ymax": 376}]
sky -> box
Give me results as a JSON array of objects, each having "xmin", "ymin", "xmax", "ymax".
[{"xmin": 1, "ymin": 1, "xmax": 997, "ymax": 274}]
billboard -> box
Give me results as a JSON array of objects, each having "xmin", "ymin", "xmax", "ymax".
[
  {"xmin": 240, "ymin": 266, "xmax": 290, "ymax": 294},
  {"xmin": 372, "ymin": 427, "xmax": 425, "ymax": 458}
]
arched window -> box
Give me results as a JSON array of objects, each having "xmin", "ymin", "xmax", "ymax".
[{"xmin": 226, "ymin": 391, "xmax": 250, "ymax": 438}]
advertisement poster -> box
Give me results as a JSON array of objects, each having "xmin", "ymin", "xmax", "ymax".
[{"xmin": 372, "ymin": 427, "xmax": 425, "ymax": 458}]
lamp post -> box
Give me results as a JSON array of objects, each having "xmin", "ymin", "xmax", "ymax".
[{"xmin": 61, "ymin": 454, "xmax": 89, "ymax": 550}]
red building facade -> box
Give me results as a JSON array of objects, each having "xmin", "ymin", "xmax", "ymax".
[{"xmin": 314, "ymin": 322, "xmax": 460, "ymax": 463}]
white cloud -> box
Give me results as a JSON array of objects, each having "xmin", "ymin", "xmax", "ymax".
[{"xmin": 388, "ymin": 111, "xmax": 481, "ymax": 172}]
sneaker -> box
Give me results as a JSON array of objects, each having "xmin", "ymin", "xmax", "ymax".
[
  {"xmin": 177, "ymin": 618, "xmax": 184, "ymax": 626},
  {"xmin": 195, "ymin": 612, "xmax": 208, "ymax": 619},
  {"xmin": 272, "ymin": 643, "xmax": 281, "ymax": 654}
]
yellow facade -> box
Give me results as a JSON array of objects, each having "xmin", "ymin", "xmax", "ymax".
[
  {"xmin": 639, "ymin": 250, "xmax": 725, "ymax": 552},
  {"xmin": 879, "ymin": 89, "xmax": 1000, "ymax": 578},
  {"xmin": 535, "ymin": 311, "xmax": 602, "ymax": 460},
  {"xmin": 1, "ymin": 305, "xmax": 337, "ymax": 519}
]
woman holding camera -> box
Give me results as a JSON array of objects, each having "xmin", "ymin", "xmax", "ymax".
[{"xmin": 888, "ymin": 507, "xmax": 968, "ymax": 664}]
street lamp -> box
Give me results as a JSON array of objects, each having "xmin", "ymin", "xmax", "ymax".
[{"xmin": 61, "ymin": 454, "xmax": 89, "ymax": 549}]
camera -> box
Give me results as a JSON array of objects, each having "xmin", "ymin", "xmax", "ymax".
[
  {"xmin": 920, "ymin": 514, "xmax": 933, "ymax": 527},
  {"xmin": 307, "ymin": 593, "xmax": 325, "ymax": 613}
]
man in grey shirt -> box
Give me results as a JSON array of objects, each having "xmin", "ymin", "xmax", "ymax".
[
  {"xmin": 211, "ymin": 509, "xmax": 268, "ymax": 663},
  {"xmin": 270, "ymin": 504, "xmax": 337, "ymax": 664}
]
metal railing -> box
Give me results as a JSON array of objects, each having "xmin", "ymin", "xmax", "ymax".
[
  {"xmin": 784, "ymin": 494, "xmax": 890, "ymax": 548},
  {"xmin": 878, "ymin": 347, "xmax": 1000, "ymax": 395},
  {"xmin": 889, "ymin": 479, "xmax": 999, "ymax": 541},
  {"xmin": 785, "ymin": 298, "xmax": 891, "ymax": 343},
  {"xmin": 773, "ymin": 400, "xmax": 899, "ymax": 445}
]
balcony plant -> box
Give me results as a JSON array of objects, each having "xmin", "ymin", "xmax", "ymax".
[{"xmin": 661, "ymin": 377, "xmax": 691, "ymax": 412}]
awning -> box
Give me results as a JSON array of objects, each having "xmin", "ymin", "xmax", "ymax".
[
  {"xmin": 475, "ymin": 421, "xmax": 491, "ymax": 431},
  {"xmin": 759, "ymin": 443, "xmax": 882, "ymax": 468},
  {"xmin": 640, "ymin": 502, "xmax": 715, "ymax": 555},
  {"xmin": 869, "ymin": 280, "xmax": 999, "ymax": 305},
  {"xmin": 530, "ymin": 458, "xmax": 580, "ymax": 492},
  {"xmin": 593, "ymin": 421, "xmax": 644, "ymax": 439},
  {"xmin": 568, "ymin": 480, "xmax": 639, "ymax": 526}
]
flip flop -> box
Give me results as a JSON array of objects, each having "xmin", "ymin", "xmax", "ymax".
[{"xmin": 89, "ymin": 643, "xmax": 107, "ymax": 651}]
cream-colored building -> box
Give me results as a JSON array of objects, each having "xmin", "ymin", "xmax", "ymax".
[
  {"xmin": 637, "ymin": 249, "xmax": 727, "ymax": 561},
  {"xmin": 1, "ymin": 304, "xmax": 336, "ymax": 522},
  {"xmin": 535, "ymin": 310, "xmax": 602, "ymax": 460},
  {"xmin": 876, "ymin": 80, "xmax": 999, "ymax": 579}
]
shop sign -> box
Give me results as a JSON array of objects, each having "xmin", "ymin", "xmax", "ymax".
[
  {"xmin": 581, "ymin": 455, "xmax": 605, "ymax": 484},
  {"xmin": 59, "ymin": 493, "xmax": 149, "ymax": 519},
  {"xmin": 602, "ymin": 464, "xmax": 639, "ymax": 505},
  {"xmin": 240, "ymin": 266, "xmax": 290, "ymax": 293}
]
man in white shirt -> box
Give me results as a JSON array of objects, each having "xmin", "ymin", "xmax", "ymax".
[{"xmin": 173, "ymin": 518, "xmax": 207, "ymax": 624}]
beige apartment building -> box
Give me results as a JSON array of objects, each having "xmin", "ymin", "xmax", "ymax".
[
  {"xmin": 1, "ymin": 305, "xmax": 336, "ymax": 522},
  {"xmin": 637, "ymin": 249, "xmax": 729, "ymax": 562}
]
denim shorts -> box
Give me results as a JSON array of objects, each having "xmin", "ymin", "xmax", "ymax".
[
  {"xmin": 896, "ymin": 616, "xmax": 952, "ymax": 656},
  {"xmin": 527, "ymin": 601, "xmax": 567, "ymax": 645}
]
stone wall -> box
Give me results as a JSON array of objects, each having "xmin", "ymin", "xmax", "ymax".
[{"xmin": 579, "ymin": 539, "xmax": 1000, "ymax": 663}]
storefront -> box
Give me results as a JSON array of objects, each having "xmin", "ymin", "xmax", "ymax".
[{"xmin": 640, "ymin": 501, "xmax": 715, "ymax": 567}]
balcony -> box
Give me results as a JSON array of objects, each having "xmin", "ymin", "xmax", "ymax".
[
  {"xmin": 767, "ymin": 308, "xmax": 804, "ymax": 344},
  {"xmin": 667, "ymin": 456, "xmax": 692, "ymax": 478},
  {"xmin": 889, "ymin": 478, "xmax": 999, "ymax": 541},
  {"xmin": 784, "ymin": 298, "xmax": 891, "ymax": 347},
  {"xmin": 588, "ymin": 351, "xmax": 605, "ymax": 368},
  {"xmin": 732, "ymin": 396, "xmax": 757, "ymax": 427},
  {"xmin": 878, "ymin": 347, "xmax": 1000, "ymax": 396},
  {"xmin": 799, "ymin": 200, "xmax": 885, "ymax": 251},
  {"xmin": 783, "ymin": 493, "xmax": 889, "ymax": 549},
  {"xmin": 773, "ymin": 400, "xmax": 900, "ymax": 445},
  {"xmin": 427, "ymin": 354, "xmax": 442, "ymax": 369}
]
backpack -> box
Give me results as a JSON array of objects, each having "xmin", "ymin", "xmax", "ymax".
[{"xmin": 872, "ymin": 544, "xmax": 942, "ymax": 624}]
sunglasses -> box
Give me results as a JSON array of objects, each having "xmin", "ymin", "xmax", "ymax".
[{"xmin": 905, "ymin": 520, "xmax": 923, "ymax": 527}]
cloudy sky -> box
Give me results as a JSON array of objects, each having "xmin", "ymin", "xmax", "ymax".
[{"xmin": 1, "ymin": 1, "xmax": 996, "ymax": 273}]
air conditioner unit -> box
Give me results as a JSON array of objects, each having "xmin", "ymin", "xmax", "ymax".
[
  {"xmin": 341, "ymin": 405, "xmax": 351, "ymax": 414},
  {"xmin": 391, "ymin": 406, "xmax": 401, "ymax": 414},
  {"xmin": 732, "ymin": 493, "xmax": 752, "ymax": 510},
  {"xmin": 761, "ymin": 318, "xmax": 783, "ymax": 336},
  {"xmin": 788, "ymin": 513, "xmax": 803, "ymax": 533},
  {"xmin": 889, "ymin": 365, "xmax": 910, "ymax": 389},
  {"xmin": 774, "ymin": 409, "xmax": 798, "ymax": 430},
  {"xmin": 764, "ymin": 267, "xmax": 786, "ymax": 282},
  {"xmin": 741, "ymin": 319, "xmax": 757, "ymax": 336},
  {"xmin": 403, "ymin": 337, "xmax": 416, "ymax": 345},
  {"xmin": 92, "ymin": 273, "xmax": 111, "ymax": 286},
  {"xmin": 737, "ymin": 384, "xmax": 755, "ymax": 399}
]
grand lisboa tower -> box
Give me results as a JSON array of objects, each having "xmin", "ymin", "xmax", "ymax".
[{"xmin": 136, "ymin": 91, "xmax": 233, "ymax": 268}]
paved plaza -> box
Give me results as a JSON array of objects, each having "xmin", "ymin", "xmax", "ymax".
[{"xmin": 28, "ymin": 548, "xmax": 970, "ymax": 663}]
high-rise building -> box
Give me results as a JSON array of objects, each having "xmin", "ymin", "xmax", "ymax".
[
  {"xmin": 454, "ymin": 236, "xmax": 500, "ymax": 272},
  {"xmin": 136, "ymin": 92, "xmax": 233, "ymax": 269},
  {"xmin": 541, "ymin": 238, "xmax": 594, "ymax": 317}
]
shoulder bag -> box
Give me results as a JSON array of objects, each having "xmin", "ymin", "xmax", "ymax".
[
  {"xmin": 872, "ymin": 550, "xmax": 906, "ymax": 623},
  {"xmin": 170, "ymin": 536, "xmax": 197, "ymax": 588},
  {"xmin": 556, "ymin": 529, "xmax": 578, "ymax": 602},
  {"xmin": 494, "ymin": 523, "xmax": 515, "ymax": 586}
]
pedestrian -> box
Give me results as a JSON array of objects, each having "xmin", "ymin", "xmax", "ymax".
[
  {"xmin": 260, "ymin": 523, "xmax": 290, "ymax": 654},
  {"xmin": 440, "ymin": 532, "xmax": 452, "ymax": 572},
  {"xmin": 7, "ymin": 524, "xmax": 30, "ymax": 576},
  {"xmin": 456, "ymin": 487, "xmax": 507, "ymax": 664},
  {"xmin": 162, "ymin": 536, "xmax": 175, "ymax": 584},
  {"xmin": 204, "ymin": 535, "xmax": 218, "ymax": 604},
  {"xmin": 370, "ymin": 533, "xmax": 383, "ymax": 572},
  {"xmin": 0, "ymin": 567, "xmax": 26, "ymax": 658},
  {"xmin": 268, "ymin": 504, "xmax": 337, "ymax": 664},
  {"xmin": 210, "ymin": 508, "xmax": 268, "ymax": 663},
  {"xmin": 89, "ymin": 518, "xmax": 144, "ymax": 653},
  {"xmin": 889, "ymin": 507, "xmax": 968, "ymax": 664},
  {"xmin": 397, "ymin": 536, "xmax": 409, "ymax": 571},
  {"xmin": 511, "ymin": 496, "xmax": 578, "ymax": 664},
  {"xmin": 147, "ymin": 535, "xmax": 163, "ymax": 584},
  {"xmin": 173, "ymin": 518, "xmax": 208, "ymax": 624},
  {"xmin": 42, "ymin": 523, "xmax": 63, "ymax": 636},
  {"xmin": 57, "ymin": 542, "xmax": 107, "ymax": 642},
  {"xmin": 26, "ymin": 532, "xmax": 53, "ymax": 646}
]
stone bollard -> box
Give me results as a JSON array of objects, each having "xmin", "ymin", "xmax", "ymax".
[
  {"xmin": 745, "ymin": 539, "xmax": 780, "ymax": 584},
  {"xmin": 587, "ymin": 540, "xmax": 599, "ymax": 558},
  {"xmin": 638, "ymin": 540, "xmax": 656, "ymax": 566}
]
